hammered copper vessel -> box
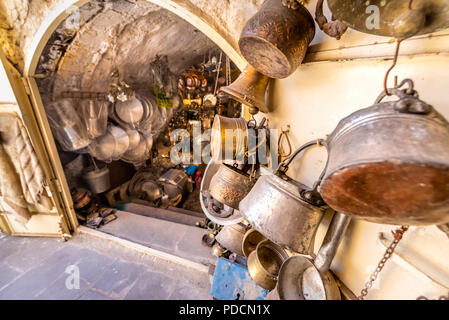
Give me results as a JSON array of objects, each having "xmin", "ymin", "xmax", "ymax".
[
  {"xmin": 209, "ymin": 164, "xmax": 256, "ymax": 210},
  {"xmin": 219, "ymin": 65, "xmax": 270, "ymax": 113},
  {"xmin": 239, "ymin": 0, "xmax": 315, "ymax": 78}
]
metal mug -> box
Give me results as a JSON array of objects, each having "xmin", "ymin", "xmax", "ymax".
[
  {"xmin": 247, "ymin": 239, "xmax": 288, "ymax": 290},
  {"xmin": 239, "ymin": 140, "xmax": 328, "ymax": 254},
  {"xmin": 211, "ymin": 115, "xmax": 248, "ymax": 163}
]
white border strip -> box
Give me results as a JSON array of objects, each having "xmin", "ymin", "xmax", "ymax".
[{"xmin": 78, "ymin": 225, "xmax": 210, "ymax": 274}]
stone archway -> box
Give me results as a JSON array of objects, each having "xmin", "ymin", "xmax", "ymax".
[{"xmin": 24, "ymin": 0, "xmax": 246, "ymax": 77}]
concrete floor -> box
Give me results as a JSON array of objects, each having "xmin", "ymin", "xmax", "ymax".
[{"xmin": 0, "ymin": 231, "xmax": 212, "ymax": 300}]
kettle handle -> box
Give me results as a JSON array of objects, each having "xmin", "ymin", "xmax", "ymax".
[
  {"xmin": 277, "ymin": 138, "xmax": 329, "ymax": 192},
  {"xmin": 314, "ymin": 212, "xmax": 351, "ymax": 273}
]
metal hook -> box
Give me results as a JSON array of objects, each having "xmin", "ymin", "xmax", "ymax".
[
  {"xmin": 247, "ymin": 114, "xmax": 257, "ymax": 129},
  {"xmin": 384, "ymin": 40, "xmax": 402, "ymax": 96}
]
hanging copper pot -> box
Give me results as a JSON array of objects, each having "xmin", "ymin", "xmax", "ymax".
[
  {"xmin": 219, "ymin": 65, "xmax": 270, "ymax": 114},
  {"xmin": 209, "ymin": 164, "xmax": 256, "ymax": 210},
  {"xmin": 319, "ymin": 80, "xmax": 449, "ymax": 226},
  {"xmin": 239, "ymin": 0, "xmax": 315, "ymax": 79},
  {"xmin": 200, "ymin": 159, "xmax": 245, "ymax": 225},
  {"xmin": 327, "ymin": 0, "xmax": 449, "ymax": 40}
]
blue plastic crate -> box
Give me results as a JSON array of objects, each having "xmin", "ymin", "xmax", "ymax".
[{"xmin": 210, "ymin": 257, "xmax": 269, "ymax": 300}]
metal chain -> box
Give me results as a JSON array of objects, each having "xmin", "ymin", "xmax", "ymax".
[
  {"xmin": 358, "ymin": 225, "xmax": 409, "ymax": 300},
  {"xmin": 213, "ymin": 51, "xmax": 223, "ymax": 96},
  {"xmin": 226, "ymin": 55, "xmax": 231, "ymax": 86}
]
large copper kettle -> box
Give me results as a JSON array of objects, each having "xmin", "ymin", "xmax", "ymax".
[
  {"xmin": 239, "ymin": 0, "xmax": 315, "ymax": 79},
  {"xmin": 319, "ymin": 80, "xmax": 449, "ymax": 226}
]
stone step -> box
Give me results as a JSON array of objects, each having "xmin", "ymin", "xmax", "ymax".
[
  {"xmin": 99, "ymin": 210, "xmax": 216, "ymax": 266},
  {"xmin": 119, "ymin": 203, "xmax": 202, "ymax": 227}
]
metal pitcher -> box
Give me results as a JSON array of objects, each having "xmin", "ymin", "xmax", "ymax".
[
  {"xmin": 239, "ymin": 0, "xmax": 315, "ymax": 78},
  {"xmin": 239, "ymin": 141, "xmax": 328, "ymax": 254},
  {"xmin": 319, "ymin": 80, "xmax": 449, "ymax": 225}
]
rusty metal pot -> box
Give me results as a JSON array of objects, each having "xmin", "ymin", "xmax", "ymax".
[
  {"xmin": 247, "ymin": 240, "xmax": 288, "ymax": 290},
  {"xmin": 209, "ymin": 164, "xmax": 256, "ymax": 210},
  {"xmin": 319, "ymin": 80, "xmax": 449, "ymax": 226},
  {"xmin": 242, "ymin": 229, "xmax": 267, "ymax": 258},
  {"xmin": 239, "ymin": 141, "xmax": 328, "ymax": 254},
  {"xmin": 211, "ymin": 115, "xmax": 248, "ymax": 163},
  {"xmin": 239, "ymin": 0, "xmax": 315, "ymax": 78},
  {"xmin": 215, "ymin": 223, "xmax": 247, "ymax": 256}
]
